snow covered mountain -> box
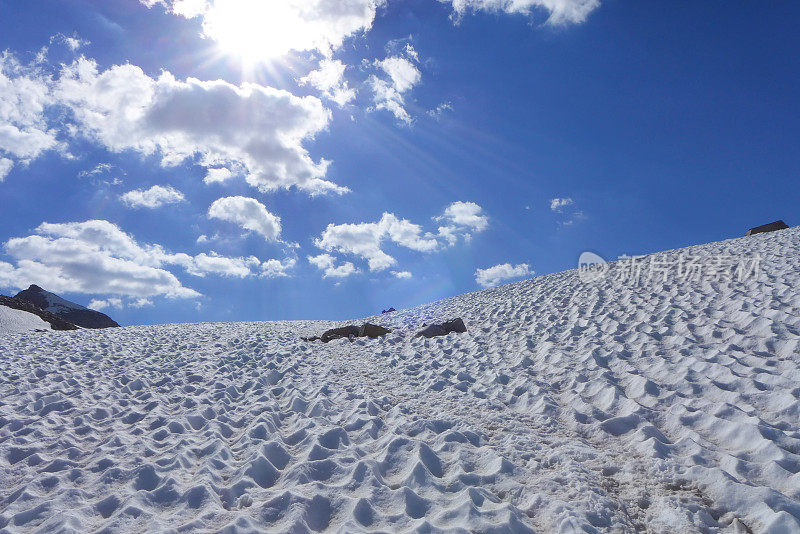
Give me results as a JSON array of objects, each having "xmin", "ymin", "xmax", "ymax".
[
  {"xmin": 0, "ymin": 227, "xmax": 798, "ymax": 532},
  {"xmin": 0, "ymin": 295, "xmax": 78, "ymax": 334},
  {"xmin": 13, "ymin": 284, "xmax": 119, "ymax": 329}
]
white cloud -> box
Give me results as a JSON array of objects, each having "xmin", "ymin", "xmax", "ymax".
[
  {"xmin": 0, "ymin": 53, "xmax": 61, "ymax": 166},
  {"xmin": 299, "ymin": 59, "xmax": 356, "ymax": 107},
  {"xmin": 261, "ymin": 257, "xmax": 296, "ymax": 278},
  {"xmin": 0, "ymin": 261, "xmax": 16, "ymax": 287},
  {"xmin": 1, "ymin": 220, "xmax": 200, "ymax": 299},
  {"xmin": 475, "ymin": 263, "xmax": 532, "ymax": 288},
  {"xmin": 88, "ymin": 297, "xmax": 123, "ymax": 311},
  {"xmin": 21, "ymin": 220, "xmax": 167, "ymax": 268},
  {"xmin": 3, "ymin": 50, "xmax": 341, "ymax": 194},
  {"xmin": 379, "ymin": 55, "xmax": 421, "ymax": 93},
  {"xmin": 203, "ymin": 167, "xmax": 235, "ymax": 185},
  {"xmin": 314, "ymin": 201, "xmax": 486, "ymax": 275},
  {"xmin": 386, "ymin": 216, "xmax": 440, "ymax": 252},
  {"xmin": 0, "ymin": 219, "xmax": 293, "ymax": 299},
  {"xmin": 370, "ymin": 77, "xmax": 412, "ymax": 124},
  {"xmin": 549, "ymin": 196, "xmax": 585, "ymax": 225},
  {"xmin": 167, "ymin": 250, "xmax": 294, "ymax": 278},
  {"xmin": 196, "ymin": 232, "xmax": 227, "ymax": 245},
  {"xmin": 77, "ymin": 163, "xmax": 124, "ymax": 186},
  {"xmin": 550, "ymin": 197, "xmax": 573, "ymax": 212},
  {"xmin": 369, "ymin": 46, "xmax": 421, "ymax": 124},
  {"xmin": 0, "ymin": 158, "xmax": 12, "ymax": 181},
  {"xmin": 561, "ymin": 210, "xmax": 585, "ymax": 226},
  {"xmin": 120, "ymin": 184, "xmax": 185, "ymax": 209},
  {"xmin": 392, "ymin": 270, "xmax": 412, "ymax": 279},
  {"xmin": 51, "ymin": 33, "xmax": 89, "ymax": 52},
  {"xmin": 208, "ymin": 196, "xmax": 281, "ymax": 241},
  {"xmin": 56, "ymin": 58, "xmax": 345, "ymax": 195},
  {"xmin": 315, "ymin": 212, "xmax": 438, "ymax": 272},
  {"xmin": 187, "ymin": 252, "xmax": 261, "ymax": 278},
  {"xmin": 88, "ymin": 295, "xmax": 152, "ymax": 310},
  {"xmin": 428, "ymin": 101, "xmax": 453, "ymax": 119},
  {"xmin": 444, "ymin": 0, "xmax": 600, "ymax": 25},
  {"xmin": 435, "ymin": 201, "xmax": 489, "ymax": 244},
  {"xmin": 308, "ymin": 253, "xmax": 359, "ymax": 278},
  {"xmin": 403, "ymin": 43, "xmax": 419, "ymax": 62},
  {"xmin": 78, "ymin": 163, "xmax": 113, "ymax": 178},
  {"xmin": 2, "ymin": 50, "xmax": 345, "ymax": 195},
  {"xmin": 170, "ymin": 0, "xmax": 209, "ymax": 17},
  {"xmin": 315, "ymin": 218, "xmax": 393, "ymax": 271},
  {"xmin": 143, "ymin": 0, "xmax": 385, "ymax": 58},
  {"xmin": 437, "ymin": 201, "xmax": 488, "ymax": 231}
]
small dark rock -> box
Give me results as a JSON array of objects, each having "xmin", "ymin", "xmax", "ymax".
[
  {"xmin": 415, "ymin": 318, "xmax": 467, "ymax": 338},
  {"xmin": 381, "ymin": 307, "xmax": 396, "ymax": 314},
  {"xmin": 320, "ymin": 325, "xmax": 361, "ymax": 343},
  {"xmin": 441, "ymin": 318, "xmax": 467, "ymax": 334},
  {"xmin": 745, "ymin": 220, "xmax": 789, "ymax": 236},
  {"xmin": 416, "ymin": 325, "xmax": 447, "ymax": 338},
  {"xmin": 360, "ymin": 323, "xmax": 392, "ymax": 338},
  {"xmin": 307, "ymin": 323, "xmax": 392, "ymax": 343}
]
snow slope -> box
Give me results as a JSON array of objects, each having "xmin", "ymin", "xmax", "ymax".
[
  {"xmin": 1, "ymin": 228, "xmax": 799, "ymax": 532},
  {"xmin": 0, "ymin": 305, "xmax": 52, "ymax": 334},
  {"xmin": 0, "ymin": 305, "xmax": 51, "ymax": 335},
  {"xmin": 37, "ymin": 290, "xmax": 87, "ymax": 314}
]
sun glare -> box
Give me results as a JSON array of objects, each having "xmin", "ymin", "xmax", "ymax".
[{"xmin": 202, "ymin": 0, "xmax": 327, "ymax": 63}]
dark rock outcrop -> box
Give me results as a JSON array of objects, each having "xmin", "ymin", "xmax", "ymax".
[
  {"xmin": 303, "ymin": 323, "xmax": 391, "ymax": 343},
  {"xmin": 14, "ymin": 285, "xmax": 119, "ymax": 329},
  {"xmin": 360, "ymin": 323, "xmax": 392, "ymax": 338},
  {"xmin": 0, "ymin": 295, "xmax": 78, "ymax": 330},
  {"xmin": 746, "ymin": 221, "xmax": 789, "ymax": 236},
  {"xmin": 320, "ymin": 325, "xmax": 361, "ymax": 342},
  {"xmin": 381, "ymin": 308, "xmax": 396, "ymax": 314},
  {"xmin": 416, "ymin": 318, "xmax": 467, "ymax": 339}
]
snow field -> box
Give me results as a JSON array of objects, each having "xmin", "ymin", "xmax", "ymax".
[{"xmin": 1, "ymin": 227, "xmax": 799, "ymax": 532}]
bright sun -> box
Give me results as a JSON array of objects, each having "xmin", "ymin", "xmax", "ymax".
[{"xmin": 201, "ymin": 0, "xmax": 331, "ymax": 63}]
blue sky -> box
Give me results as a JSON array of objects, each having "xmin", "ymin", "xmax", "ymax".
[{"xmin": 0, "ymin": 0, "xmax": 798, "ymax": 325}]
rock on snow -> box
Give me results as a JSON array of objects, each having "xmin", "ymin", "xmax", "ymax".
[{"xmin": 1, "ymin": 228, "xmax": 799, "ymax": 532}]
